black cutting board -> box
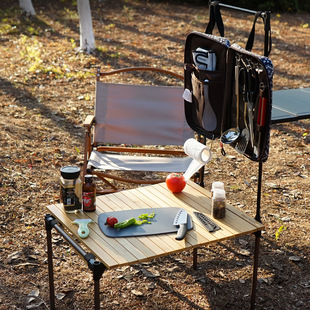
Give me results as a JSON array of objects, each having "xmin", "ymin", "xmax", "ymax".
[{"xmin": 98, "ymin": 207, "xmax": 193, "ymax": 238}]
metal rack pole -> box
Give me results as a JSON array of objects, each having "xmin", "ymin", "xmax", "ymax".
[{"xmin": 218, "ymin": 2, "xmax": 257, "ymax": 15}]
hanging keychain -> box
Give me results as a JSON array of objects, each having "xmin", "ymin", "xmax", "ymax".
[{"xmin": 220, "ymin": 141, "xmax": 226, "ymax": 156}]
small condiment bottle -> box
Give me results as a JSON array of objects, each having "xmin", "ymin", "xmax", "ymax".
[
  {"xmin": 211, "ymin": 188, "xmax": 226, "ymax": 219},
  {"xmin": 82, "ymin": 175, "xmax": 96, "ymax": 212},
  {"xmin": 60, "ymin": 166, "xmax": 82, "ymax": 213}
]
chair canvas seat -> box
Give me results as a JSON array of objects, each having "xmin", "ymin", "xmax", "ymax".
[
  {"xmin": 88, "ymin": 150, "xmax": 193, "ymax": 172},
  {"xmin": 94, "ymin": 82, "xmax": 193, "ymax": 146}
]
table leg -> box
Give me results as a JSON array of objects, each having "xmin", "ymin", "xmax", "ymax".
[
  {"xmin": 87, "ymin": 259, "xmax": 106, "ymax": 310},
  {"xmin": 45, "ymin": 214, "xmax": 106, "ymax": 310},
  {"xmin": 250, "ymin": 161, "xmax": 263, "ymax": 309},
  {"xmin": 45, "ymin": 214, "xmax": 58, "ymax": 310}
]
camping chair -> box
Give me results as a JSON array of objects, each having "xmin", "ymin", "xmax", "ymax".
[{"xmin": 83, "ymin": 67, "xmax": 195, "ymax": 194}]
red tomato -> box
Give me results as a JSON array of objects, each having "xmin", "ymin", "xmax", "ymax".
[
  {"xmin": 166, "ymin": 173, "xmax": 186, "ymax": 193},
  {"xmin": 106, "ymin": 216, "xmax": 118, "ymax": 227}
]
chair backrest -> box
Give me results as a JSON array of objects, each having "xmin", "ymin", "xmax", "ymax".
[{"xmin": 93, "ymin": 68, "xmax": 194, "ymax": 146}]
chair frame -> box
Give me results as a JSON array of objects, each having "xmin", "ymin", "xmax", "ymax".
[{"xmin": 83, "ymin": 67, "xmax": 191, "ymax": 194}]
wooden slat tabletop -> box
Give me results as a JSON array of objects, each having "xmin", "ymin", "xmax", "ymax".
[{"xmin": 46, "ymin": 181, "xmax": 264, "ymax": 269}]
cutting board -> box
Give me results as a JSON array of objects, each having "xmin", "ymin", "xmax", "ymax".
[{"xmin": 98, "ymin": 207, "xmax": 193, "ymax": 238}]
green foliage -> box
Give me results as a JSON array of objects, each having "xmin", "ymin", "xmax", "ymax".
[
  {"xmin": 0, "ymin": 6, "xmax": 48, "ymax": 36},
  {"xmin": 70, "ymin": 38, "xmax": 76, "ymax": 49},
  {"xmin": 275, "ymin": 218, "xmax": 287, "ymax": 241},
  {"xmin": 275, "ymin": 225, "xmax": 287, "ymax": 240},
  {"xmin": 228, "ymin": 184, "xmax": 240, "ymax": 191},
  {"xmin": 63, "ymin": 7, "xmax": 79, "ymax": 19},
  {"xmin": 18, "ymin": 35, "xmax": 94, "ymax": 80}
]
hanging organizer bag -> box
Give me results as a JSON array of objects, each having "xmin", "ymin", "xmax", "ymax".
[{"xmin": 183, "ymin": 9, "xmax": 273, "ymax": 162}]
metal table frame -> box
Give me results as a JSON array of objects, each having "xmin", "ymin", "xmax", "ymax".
[{"xmin": 45, "ymin": 215, "xmax": 106, "ymax": 310}]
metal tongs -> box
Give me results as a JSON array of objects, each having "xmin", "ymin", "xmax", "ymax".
[{"xmin": 239, "ymin": 59, "xmax": 258, "ymax": 149}]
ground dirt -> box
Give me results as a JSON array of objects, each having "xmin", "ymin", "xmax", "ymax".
[{"xmin": 0, "ymin": 1, "xmax": 310, "ymax": 309}]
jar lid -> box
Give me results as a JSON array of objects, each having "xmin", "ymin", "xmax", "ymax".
[
  {"xmin": 60, "ymin": 166, "xmax": 80, "ymax": 179},
  {"xmin": 213, "ymin": 188, "xmax": 226, "ymax": 199},
  {"xmin": 212, "ymin": 181, "xmax": 224, "ymax": 190}
]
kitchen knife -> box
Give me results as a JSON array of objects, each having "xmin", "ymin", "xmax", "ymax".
[{"xmin": 173, "ymin": 208, "xmax": 188, "ymax": 241}]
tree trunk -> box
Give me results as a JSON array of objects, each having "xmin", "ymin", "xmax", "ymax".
[
  {"xmin": 19, "ymin": 0, "xmax": 36, "ymax": 16},
  {"xmin": 77, "ymin": 0, "xmax": 96, "ymax": 52}
]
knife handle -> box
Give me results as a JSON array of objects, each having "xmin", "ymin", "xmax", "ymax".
[{"xmin": 175, "ymin": 223, "xmax": 187, "ymax": 241}]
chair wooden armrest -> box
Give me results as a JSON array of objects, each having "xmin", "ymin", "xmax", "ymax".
[
  {"xmin": 83, "ymin": 115, "xmax": 95, "ymax": 129},
  {"xmin": 83, "ymin": 115, "xmax": 96, "ymax": 177}
]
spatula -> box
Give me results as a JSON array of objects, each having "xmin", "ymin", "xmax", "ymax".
[{"xmin": 235, "ymin": 59, "xmax": 249, "ymax": 154}]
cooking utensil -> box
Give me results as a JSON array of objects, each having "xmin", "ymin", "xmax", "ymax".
[
  {"xmin": 236, "ymin": 128, "xmax": 250, "ymax": 154},
  {"xmin": 72, "ymin": 219, "xmax": 94, "ymax": 238},
  {"xmin": 235, "ymin": 57, "xmax": 249, "ymax": 154},
  {"xmin": 220, "ymin": 127, "xmax": 240, "ymax": 144},
  {"xmin": 193, "ymin": 211, "xmax": 221, "ymax": 232},
  {"xmin": 254, "ymin": 82, "xmax": 267, "ymax": 157},
  {"xmin": 220, "ymin": 58, "xmax": 241, "ymax": 145},
  {"xmin": 239, "ymin": 62, "xmax": 258, "ymax": 150},
  {"xmin": 173, "ymin": 208, "xmax": 188, "ymax": 240}
]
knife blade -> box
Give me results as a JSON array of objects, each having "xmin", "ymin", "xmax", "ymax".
[{"xmin": 173, "ymin": 208, "xmax": 188, "ymax": 240}]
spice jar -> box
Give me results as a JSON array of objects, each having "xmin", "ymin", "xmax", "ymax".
[
  {"xmin": 82, "ymin": 175, "xmax": 96, "ymax": 212},
  {"xmin": 211, "ymin": 188, "xmax": 226, "ymax": 219},
  {"xmin": 60, "ymin": 166, "xmax": 82, "ymax": 213}
]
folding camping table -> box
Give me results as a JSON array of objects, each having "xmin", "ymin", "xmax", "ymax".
[
  {"xmin": 45, "ymin": 180, "xmax": 264, "ymax": 310},
  {"xmin": 271, "ymin": 88, "xmax": 310, "ymax": 124}
]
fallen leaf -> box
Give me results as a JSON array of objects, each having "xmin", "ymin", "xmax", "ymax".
[
  {"xmin": 28, "ymin": 289, "xmax": 40, "ymax": 298},
  {"xmin": 6, "ymin": 251, "xmax": 22, "ymax": 263},
  {"xmin": 141, "ymin": 268, "xmax": 160, "ymax": 278},
  {"xmin": 56, "ymin": 293, "xmax": 66, "ymax": 300},
  {"xmin": 26, "ymin": 302, "xmax": 43, "ymax": 309},
  {"xmin": 131, "ymin": 289, "xmax": 144, "ymax": 297},
  {"xmin": 289, "ymin": 256, "xmax": 302, "ymax": 262},
  {"xmin": 239, "ymin": 249, "xmax": 251, "ymax": 256}
]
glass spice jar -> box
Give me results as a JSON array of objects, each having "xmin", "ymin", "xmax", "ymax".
[
  {"xmin": 211, "ymin": 188, "xmax": 226, "ymax": 219},
  {"xmin": 82, "ymin": 174, "xmax": 96, "ymax": 212},
  {"xmin": 60, "ymin": 166, "xmax": 82, "ymax": 213}
]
